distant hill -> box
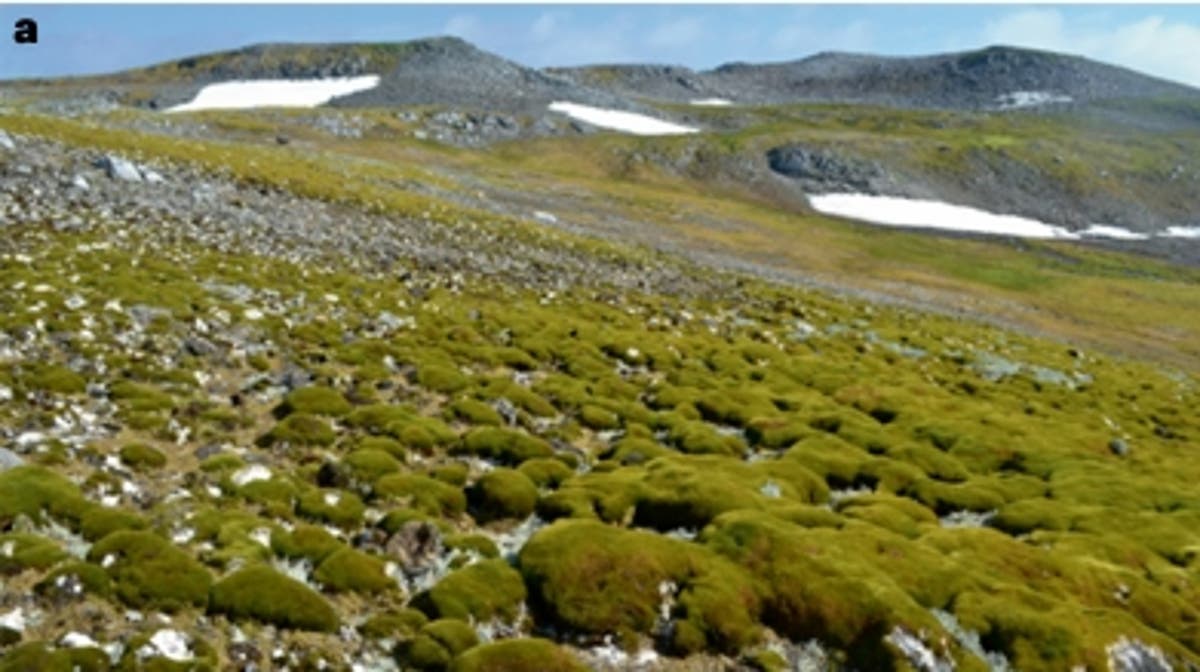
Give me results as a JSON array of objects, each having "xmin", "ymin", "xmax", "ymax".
[{"xmin": 551, "ymin": 45, "xmax": 1200, "ymax": 110}]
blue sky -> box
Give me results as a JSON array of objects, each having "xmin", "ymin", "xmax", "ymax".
[{"xmin": 3, "ymin": 5, "xmax": 1200, "ymax": 87}]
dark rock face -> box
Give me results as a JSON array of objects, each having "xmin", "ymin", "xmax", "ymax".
[{"xmin": 766, "ymin": 146, "xmax": 889, "ymax": 194}]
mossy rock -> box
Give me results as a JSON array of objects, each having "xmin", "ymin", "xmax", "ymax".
[
  {"xmin": 456, "ymin": 428, "xmax": 552, "ymax": 465},
  {"xmin": 468, "ymin": 469, "xmax": 538, "ymax": 523},
  {"xmin": 270, "ymin": 524, "xmax": 344, "ymax": 564},
  {"xmin": 209, "ymin": 565, "xmax": 338, "ymax": 632},
  {"xmin": 352, "ymin": 435, "xmax": 407, "ymax": 460},
  {"xmin": 519, "ymin": 519, "xmax": 761, "ymax": 654},
  {"xmin": 343, "ymin": 449, "xmax": 403, "ymax": 483},
  {"xmin": 296, "ymin": 489, "xmax": 365, "ymax": 528},
  {"xmin": 430, "ymin": 463, "xmax": 469, "ymax": 487},
  {"xmin": 35, "ymin": 561, "xmax": 113, "ymax": 599},
  {"xmin": 579, "ymin": 404, "xmax": 621, "ymax": 431},
  {"xmin": 118, "ymin": 630, "xmax": 218, "ymax": 670},
  {"xmin": 26, "ymin": 364, "xmax": 86, "ymax": 395},
  {"xmin": 413, "ymin": 558, "xmax": 526, "ymax": 622},
  {"xmin": 313, "ymin": 548, "xmax": 394, "ymax": 593},
  {"xmin": 444, "ymin": 534, "xmax": 499, "ymax": 559},
  {"xmin": 109, "ymin": 381, "xmax": 173, "ymax": 411},
  {"xmin": 418, "ymin": 364, "xmax": 470, "ymax": 394},
  {"xmin": 398, "ymin": 619, "xmax": 479, "ymax": 672},
  {"xmin": 601, "ymin": 436, "xmax": 672, "ymax": 466},
  {"xmin": 0, "ymin": 533, "xmax": 67, "ymax": 573},
  {"xmin": 118, "ymin": 443, "xmax": 167, "ymax": 471},
  {"xmin": 517, "ymin": 458, "xmax": 574, "ymax": 488},
  {"xmin": 259, "ymin": 413, "xmax": 336, "ymax": 447},
  {"xmin": 277, "ymin": 386, "xmax": 352, "ymax": 417},
  {"xmin": 448, "ymin": 399, "xmax": 503, "ymax": 427},
  {"xmin": 0, "ymin": 466, "xmax": 92, "ymax": 529},
  {"xmin": 376, "ymin": 473, "xmax": 467, "ymax": 518},
  {"xmin": 0, "ymin": 642, "xmax": 110, "ymax": 672},
  {"xmin": 449, "ymin": 638, "xmax": 589, "ymax": 672},
  {"xmin": 359, "ymin": 608, "xmax": 428, "ymax": 640},
  {"xmin": 87, "ymin": 530, "xmax": 211, "ymax": 611}
]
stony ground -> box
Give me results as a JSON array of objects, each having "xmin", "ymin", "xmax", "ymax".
[{"xmin": 1, "ymin": 110, "xmax": 1199, "ymax": 672}]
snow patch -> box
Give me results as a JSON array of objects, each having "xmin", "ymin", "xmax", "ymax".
[
  {"xmin": 808, "ymin": 193, "xmax": 1079, "ymax": 239},
  {"xmin": 167, "ymin": 76, "xmax": 380, "ymax": 113},
  {"xmin": 690, "ymin": 98, "xmax": 733, "ymax": 106},
  {"xmin": 549, "ymin": 101, "xmax": 697, "ymax": 136},
  {"xmin": 995, "ymin": 91, "xmax": 1073, "ymax": 109},
  {"xmin": 1161, "ymin": 226, "xmax": 1200, "ymax": 239},
  {"xmin": 1080, "ymin": 224, "xmax": 1150, "ymax": 241}
]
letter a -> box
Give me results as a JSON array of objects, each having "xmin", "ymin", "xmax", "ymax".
[{"xmin": 14, "ymin": 18, "xmax": 38, "ymax": 44}]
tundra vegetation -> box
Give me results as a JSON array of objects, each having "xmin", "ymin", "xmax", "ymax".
[{"xmin": 1, "ymin": 75, "xmax": 1199, "ymax": 670}]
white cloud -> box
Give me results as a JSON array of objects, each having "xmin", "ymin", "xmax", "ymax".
[{"xmin": 981, "ymin": 9, "xmax": 1200, "ymax": 87}]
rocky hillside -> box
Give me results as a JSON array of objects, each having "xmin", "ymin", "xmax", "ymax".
[{"xmin": 554, "ymin": 45, "xmax": 1200, "ymax": 110}]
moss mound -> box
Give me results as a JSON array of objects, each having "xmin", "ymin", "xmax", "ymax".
[
  {"xmin": 376, "ymin": 473, "xmax": 467, "ymax": 517},
  {"xmin": 449, "ymin": 638, "xmax": 589, "ymax": 672},
  {"xmin": 456, "ymin": 428, "xmax": 552, "ymax": 465},
  {"xmin": 468, "ymin": 469, "xmax": 538, "ymax": 523},
  {"xmin": 413, "ymin": 558, "xmax": 526, "ymax": 621},
  {"xmin": 118, "ymin": 443, "xmax": 167, "ymax": 471},
  {"xmin": 209, "ymin": 565, "xmax": 338, "ymax": 632},
  {"xmin": 314, "ymin": 547, "xmax": 394, "ymax": 593},
  {"xmin": 398, "ymin": 619, "xmax": 479, "ymax": 672},
  {"xmin": 87, "ymin": 530, "xmax": 211, "ymax": 611},
  {"xmin": 519, "ymin": 519, "xmax": 761, "ymax": 654},
  {"xmin": 277, "ymin": 385, "xmax": 352, "ymax": 417}
]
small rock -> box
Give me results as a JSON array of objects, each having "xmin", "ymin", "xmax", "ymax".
[
  {"xmin": 0, "ymin": 130, "xmax": 15, "ymax": 151},
  {"xmin": 194, "ymin": 443, "xmax": 222, "ymax": 461},
  {"xmin": 0, "ymin": 448, "xmax": 24, "ymax": 471},
  {"xmin": 385, "ymin": 520, "xmax": 443, "ymax": 570},
  {"xmin": 228, "ymin": 641, "xmax": 262, "ymax": 667},
  {"xmin": 70, "ymin": 174, "xmax": 90, "ymax": 191},
  {"xmin": 96, "ymin": 155, "xmax": 143, "ymax": 182},
  {"xmin": 1109, "ymin": 438, "xmax": 1130, "ymax": 457}
]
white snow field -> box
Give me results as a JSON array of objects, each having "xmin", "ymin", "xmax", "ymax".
[
  {"xmin": 1162, "ymin": 226, "xmax": 1200, "ymax": 239},
  {"xmin": 690, "ymin": 98, "xmax": 734, "ymax": 106},
  {"xmin": 807, "ymin": 193, "xmax": 1079, "ymax": 239},
  {"xmin": 1079, "ymin": 224, "xmax": 1150, "ymax": 240},
  {"xmin": 166, "ymin": 75, "xmax": 380, "ymax": 113},
  {"xmin": 995, "ymin": 91, "xmax": 1074, "ymax": 110},
  {"xmin": 548, "ymin": 101, "xmax": 698, "ymax": 136}
]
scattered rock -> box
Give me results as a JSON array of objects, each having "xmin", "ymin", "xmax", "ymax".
[
  {"xmin": 96, "ymin": 155, "xmax": 143, "ymax": 182},
  {"xmin": 0, "ymin": 448, "xmax": 24, "ymax": 471},
  {"xmin": 386, "ymin": 520, "xmax": 444, "ymax": 569}
]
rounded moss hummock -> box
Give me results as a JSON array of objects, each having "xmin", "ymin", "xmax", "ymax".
[
  {"xmin": 86, "ymin": 530, "xmax": 211, "ymax": 612},
  {"xmin": 467, "ymin": 468, "xmax": 538, "ymax": 523},
  {"xmin": 412, "ymin": 558, "xmax": 526, "ymax": 622},
  {"xmin": 209, "ymin": 565, "xmax": 338, "ymax": 632},
  {"xmin": 449, "ymin": 638, "xmax": 590, "ymax": 672}
]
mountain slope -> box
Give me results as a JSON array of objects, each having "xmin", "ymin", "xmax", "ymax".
[{"xmin": 555, "ymin": 44, "xmax": 1200, "ymax": 110}]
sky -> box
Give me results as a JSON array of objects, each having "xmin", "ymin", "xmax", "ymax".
[{"xmin": 3, "ymin": 5, "xmax": 1200, "ymax": 88}]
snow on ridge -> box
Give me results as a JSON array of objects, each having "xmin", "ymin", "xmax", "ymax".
[
  {"xmin": 166, "ymin": 75, "xmax": 380, "ymax": 113},
  {"xmin": 1080, "ymin": 224, "xmax": 1150, "ymax": 241},
  {"xmin": 807, "ymin": 192, "xmax": 1079, "ymax": 239},
  {"xmin": 1162, "ymin": 226, "xmax": 1200, "ymax": 239},
  {"xmin": 548, "ymin": 101, "xmax": 698, "ymax": 136},
  {"xmin": 995, "ymin": 91, "xmax": 1073, "ymax": 110},
  {"xmin": 690, "ymin": 98, "xmax": 733, "ymax": 106}
]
